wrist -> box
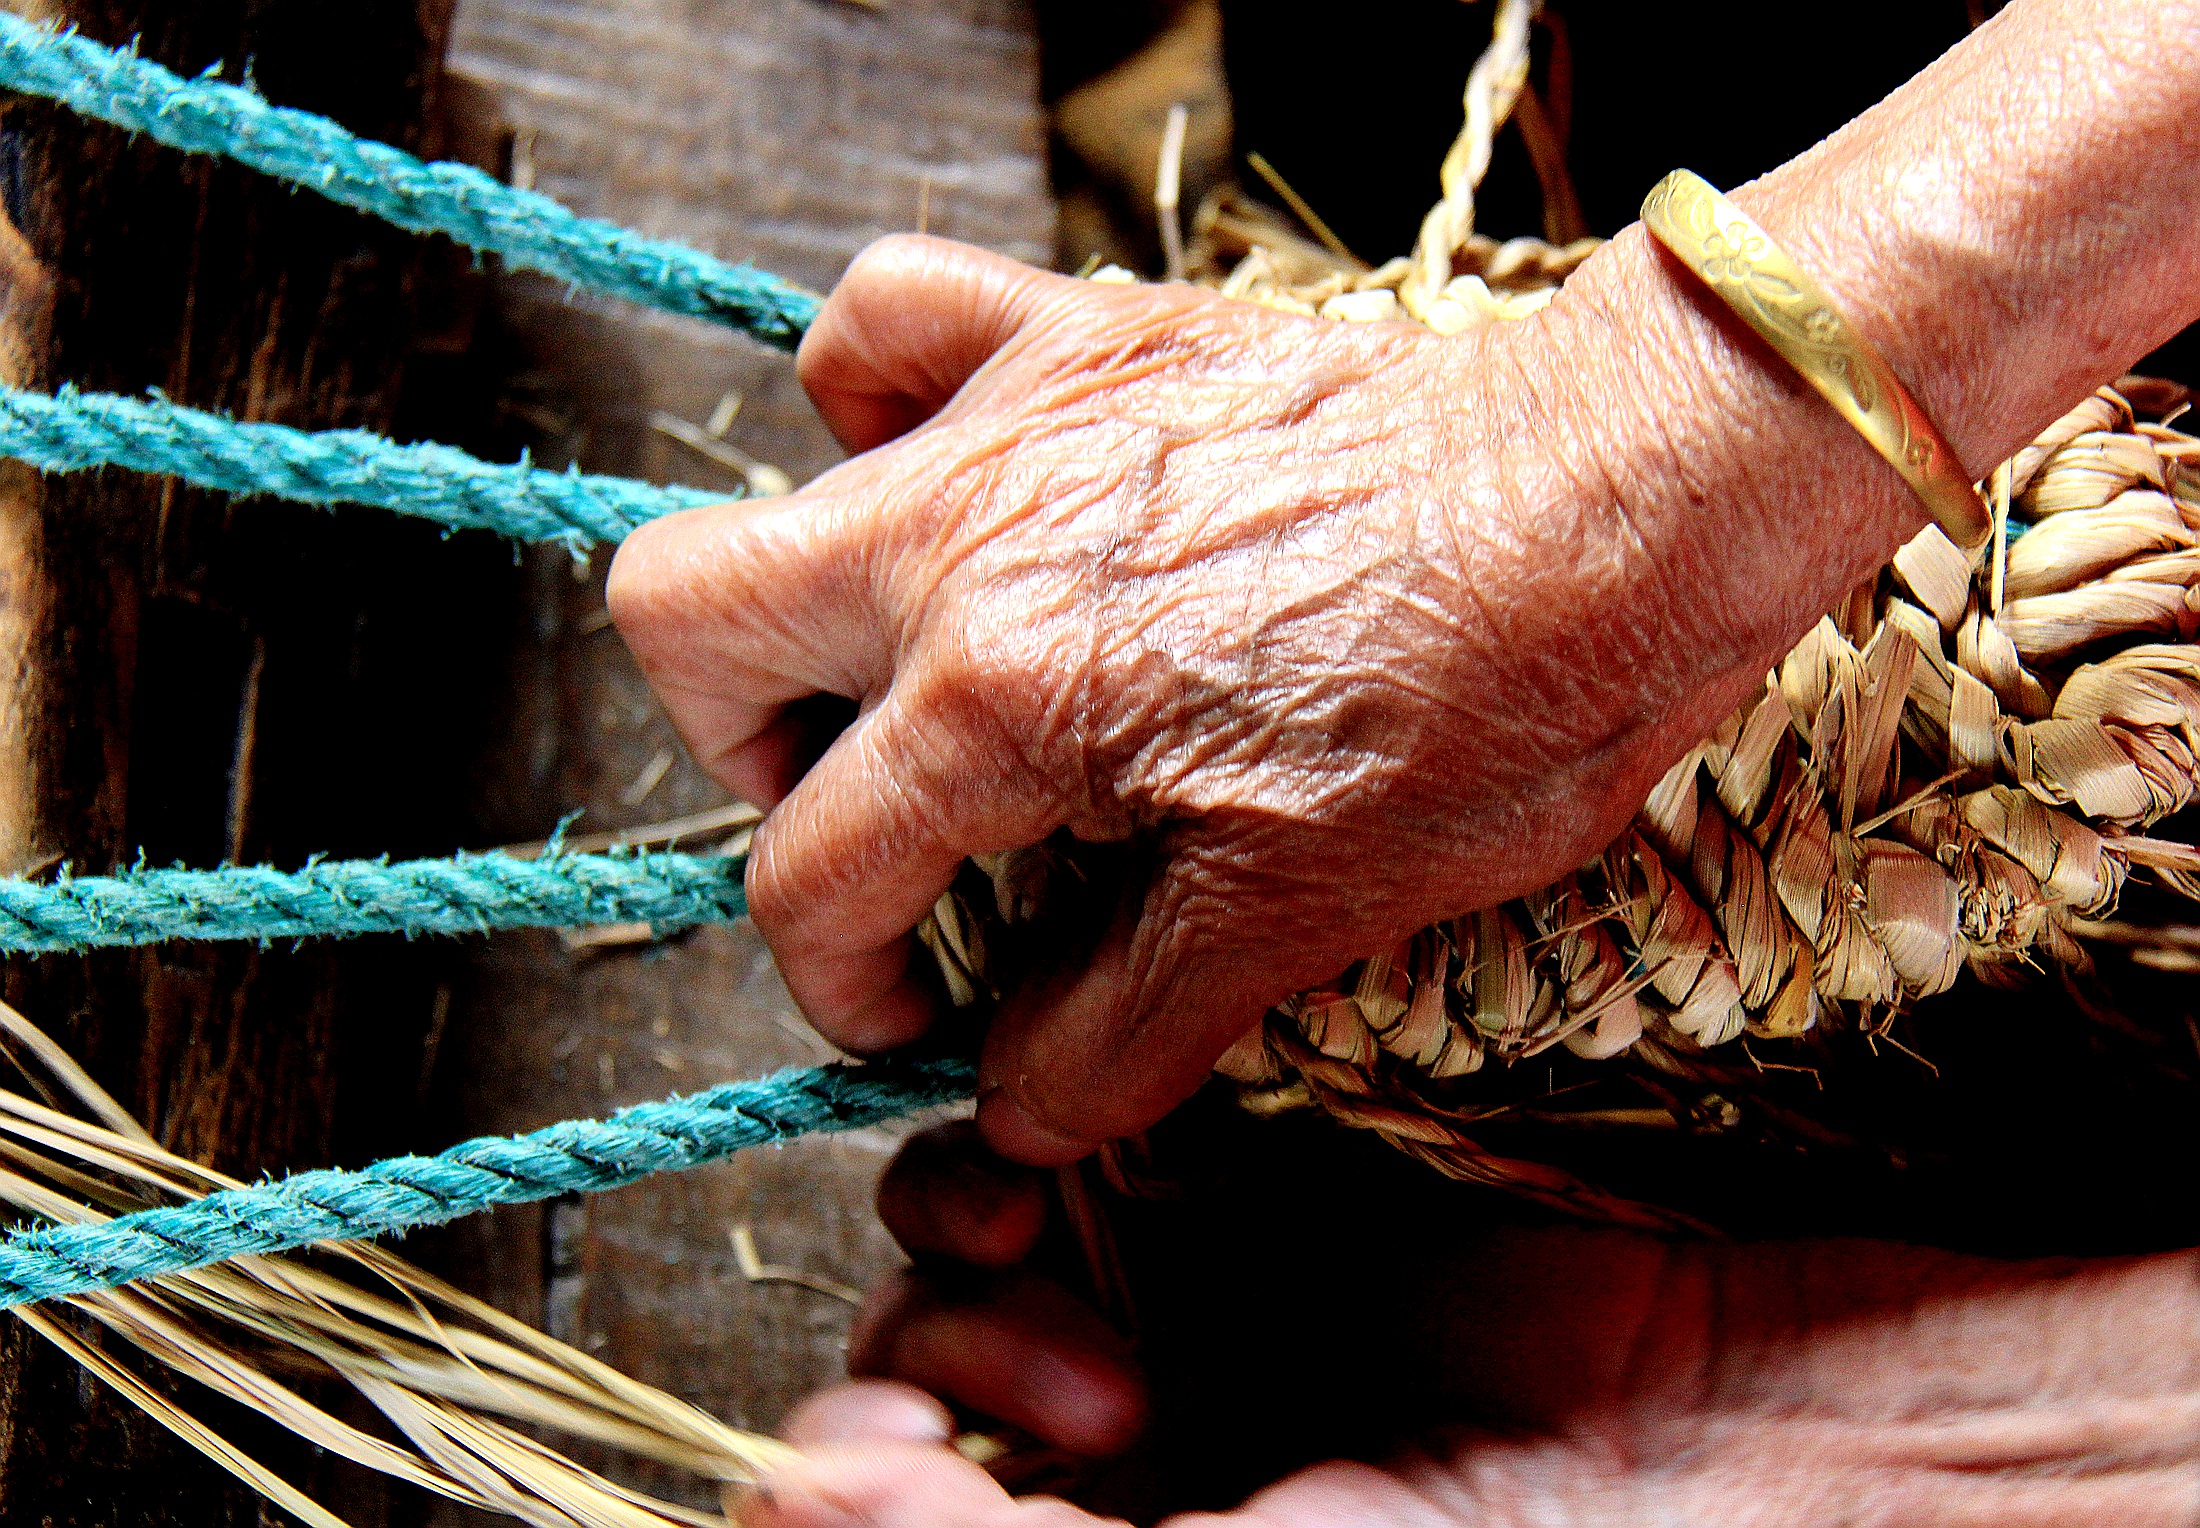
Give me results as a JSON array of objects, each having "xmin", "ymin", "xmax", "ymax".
[
  {"xmin": 1491, "ymin": 223, "xmax": 1920, "ymax": 703},
  {"xmin": 1492, "ymin": 0, "xmax": 2200, "ymax": 733},
  {"xmin": 1379, "ymin": 269, "xmax": 1898, "ymax": 894}
]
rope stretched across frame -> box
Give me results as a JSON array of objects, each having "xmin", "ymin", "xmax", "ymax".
[
  {"xmin": 0, "ymin": 17, "xmax": 963, "ymax": 1321},
  {"xmin": 0, "ymin": 1052, "xmax": 976, "ymax": 1307},
  {"xmin": 0, "ymin": 385, "xmax": 723, "ymax": 544},
  {"xmin": 0, "ymin": 850, "xmax": 748, "ymax": 953},
  {"xmin": 0, "ymin": 14, "xmax": 821, "ymax": 348}
]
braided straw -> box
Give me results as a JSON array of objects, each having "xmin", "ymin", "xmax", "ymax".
[
  {"xmin": 1185, "ymin": 0, "xmax": 1599, "ymax": 334},
  {"xmin": 937, "ymin": 5, "xmax": 2200, "ymax": 1226},
  {"xmin": 1402, "ymin": 0, "xmax": 1539, "ymax": 313},
  {"xmin": 941, "ymin": 395, "xmax": 2200, "ymax": 1225},
  {"xmin": 1200, "ymin": 387, "xmax": 2200, "ymax": 1214}
]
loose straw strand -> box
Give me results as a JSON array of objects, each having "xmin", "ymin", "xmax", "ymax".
[{"xmin": 1156, "ymin": 102, "xmax": 1190, "ymax": 283}]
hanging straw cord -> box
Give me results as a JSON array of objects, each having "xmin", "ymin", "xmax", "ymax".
[
  {"xmin": 0, "ymin": 850, "xmax": 748, "ymax": 952},
  {"xmin": 0, "ymin": 13, "xmax": 821, "ymax": 348},
  {"xmin": 0, "ymin": 384, "xmax": 723, "ymax": 544},
  {"xmin": 0, "ymin": 1052, "xmax": 976, "ymax": 1307}
]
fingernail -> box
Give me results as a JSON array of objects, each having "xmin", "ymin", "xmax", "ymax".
[{"xmin": 975, "ymin": 1088, "xmax": 1089, "ymax": 1166}]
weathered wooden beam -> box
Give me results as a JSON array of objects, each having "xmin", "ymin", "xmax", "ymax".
[{"xmin": 0, "ymin": 3, "xmax": 498, "ymax": 1521}]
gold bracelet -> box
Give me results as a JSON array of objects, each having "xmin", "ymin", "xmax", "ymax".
[{"xmin": 1640, "ymin": 169, "xmax": 1990, "ymax": 549}]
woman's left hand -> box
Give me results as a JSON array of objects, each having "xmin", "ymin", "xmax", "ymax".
[{"xmin": 744, "ymin": 1124, "xmax": 2200, "ymax": 1528}]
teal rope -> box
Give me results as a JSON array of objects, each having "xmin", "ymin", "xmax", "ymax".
[
  {"xmin": 0, "ymin": 1053, "xmax": 975, "ymax": 1307},
  {"xmin": 0, "ymin": 14, "xmax": 821, "ymax": 348},
  {"xmin": 0, "ymin": 15, "xmax": 980, "ymax": 1314},
  {"xmin": 0, "ymin": 385, "xmax": 720, "ymax": 544},
  {"xmin": 0, "ymin": 850, "xmax": 746, "ymax": 952}
]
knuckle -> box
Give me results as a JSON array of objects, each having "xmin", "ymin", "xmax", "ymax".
[
  {"xmin": 744, "ymin": 745, "xmax": 933, "ymax": 945},
  {"xmin": 852, "ymin": 230, "xmax": 940, "ymax": 279},
  {"xmin": 743, "ymin": 814, "xmax": 823, "ymax": 941},
  {"xmin": 831, "ymin": 233, "xmax": 971, "ymax": 324},
  {"xmin": 744, "ymin": 817, "xmax": 859, "ymax": 961},
  {"xmin": 606, "ymin": 505, "xmax": 758, "ymax": 640},
  {"xmin": 901, "ymin": 663, "xmax": 1064, "ymax": 824},
  {"xmin": 924, "ymin": 598, "xmax": 1088, "ymax": 773}
]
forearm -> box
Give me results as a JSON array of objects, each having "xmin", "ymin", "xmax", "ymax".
[
  {"xmin": 1430, "ymin": 1238, "xmax": 2200, "ymax": 1528},
  {"xmin": 1656, "ymin": 0, "xmax": 2200, "ymax": 542},
  {"xmin": 1635, "ymin": 1242, "xmax": 2200, "ymax": 1528},
  {"xmin": 1766, "ymin": 0, "xmax": 2200, "ymax": 468},
  {"xmin": 1478, "ymin": 0, "xmax": 2200, "ymax": 822}
]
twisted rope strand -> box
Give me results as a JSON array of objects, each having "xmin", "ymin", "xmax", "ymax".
[
  {"xmin": 0, "ymin": 14, "xmax": 821, "ymax": 347},
  {"xmin": 0, "ymin": 850, "xmax": 748, "ymax": 952},
  {"xmin": 0, "ymin": 1054, "xmax": 976, "ymax": 1306},
  {"xmin": 0, "ymin": 385, "xmax": 721, "ymax": 543}
]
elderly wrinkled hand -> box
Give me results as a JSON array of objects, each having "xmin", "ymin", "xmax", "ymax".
[
  {"xmin": 743, "ymin": 1122, "xmax": 2200, "ymax": 1528},
  {"xmin": 610, "ymin": 0, "xmax": 2200, "ymax": 1166},
  {"xmin": 608, "ymin": 229, "xmax": 1896, "ymax": 1162}
]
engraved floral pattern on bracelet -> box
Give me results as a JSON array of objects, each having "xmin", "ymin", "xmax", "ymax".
[
  {"xmin": 1642, "ymin": 171, "xmax": 1987, "ymax": 545},
  {"xmin": 1651, "ymin": 174, "xmax": 1877, "ymax": 415}
]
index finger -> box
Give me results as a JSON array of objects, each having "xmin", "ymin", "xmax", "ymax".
[
  {"xmin": 607, "ymin": 488, "xmax": 886, "ymax": 808},
  {"xmin": 747, "ymin": 682, "xmax": 1062, "ymax": 1054},
  {"xmin": 797, "ymin": 234, "xmax": 1077, "ymax": 456}
]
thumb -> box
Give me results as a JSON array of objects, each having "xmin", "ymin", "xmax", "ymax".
[
  {"xmin": 974, "ymin": 845, "xmax": 1341, "ymax": 1165},
  {"xmin": 798, "ymin": 233, "xmax": 1073, "ymax": 455}
]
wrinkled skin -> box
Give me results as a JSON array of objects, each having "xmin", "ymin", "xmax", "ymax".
[
  {"xmin": 748, "ymin": 1123, "xmax": 2200, "ymax": 1528},
  {"xmin": 608, "ymin": 0, "xmax": 2200, "ymax": 1519},
  {"xmin": 608, "ymin": 227, "xmax": 1921, "ymax": 1161},
  {"xmin": 609, "ymin": 0, "xmax": 2200, "ymax": 1165}
]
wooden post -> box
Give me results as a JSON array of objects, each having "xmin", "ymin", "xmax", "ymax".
[
  {"xmin": 0, "ymin": 0, "xmax": 1052, "ymax": 1518},
  {"xmin": 0, "ymin": 3, "xmax": 500, "ymax": 1521}
]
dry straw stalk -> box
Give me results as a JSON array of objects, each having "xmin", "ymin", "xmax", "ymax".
[{"xmin": 0, "ymin": 1001, "xmax": 793, "ymax": 1528}]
